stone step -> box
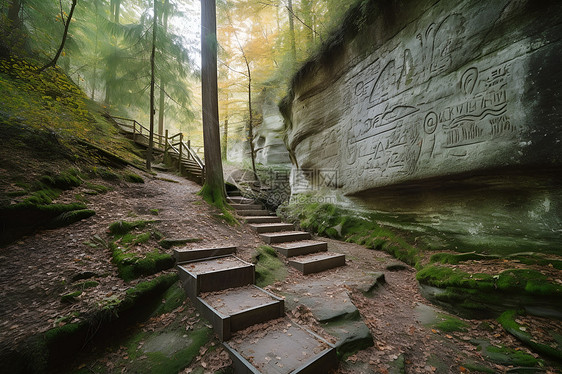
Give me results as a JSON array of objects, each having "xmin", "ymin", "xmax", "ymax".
[
  {"xmin": 227, "ymin": 196, "xmax": 254, "ymax": 204},
  {"xmin": 197, "ymin": 285, "xmax": 284, "ymax": 341},
  {"xmin": 272, "ymin": 240, "xmax": 328, "ymax": 257},
  {"xmin": 224, "ymin": 318, "xmax": 337, "ymax": 374},
  {"xmin": 230, "ymin": 203, "xmax": 263, "ymax": 211},
  {"xmin": 227, "ymin": 190, "xmax": 242, "ymax": 196},
  {"xmin": 259, "ymin": 231, "xmax": 312, "ymax": 244},
  {"xmin": 173, "ymin": 246, "xmax": 237, "ymax": 264},
  {"xmin": 288, "ymin": 252, "xmax": 346, "ymax": 275},
  {"xmin": 244, "ymin": 216, "xmax": 282, "ymax": 224},
  {"xmin": 237, "ymin": 209, "xmax": 272, "ymax": 216},
  {"xmin": 249, "ymin": 223, "xmax": 295, "ymax": 234},
  {"xmin": 177, "ymin": 255, "xmax": 254, "ymax": 299}
]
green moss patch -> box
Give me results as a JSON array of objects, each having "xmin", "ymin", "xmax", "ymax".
[
  {"xmin": 108, "ymin": 220, "xmax": 152, "ymax": 236},
  {"xmin": 125, "ymin": 173, "xmax": 145, "ymax": 183},
  {"xmin": 277, "ymin": 196, "xmax": 421, "ymax": 268},
  {"xmin": 253, "ymin": 245, "xmax": 287, "ymax": 287},
  {"xmin": 498, "ymin": 310, "xmax": 562, "ymax": 361},
  {"xmin": 111, "ymin": 245, "xmax": 175, "ymax": 282},
  {"xmin": 433, "ymin": 313, "xmax": 469, "ymax": 333},
  {"xmin": 60, "ymin": 291, "xmax": 82, "ymax": 303}
]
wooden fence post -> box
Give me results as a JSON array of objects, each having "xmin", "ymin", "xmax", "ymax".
[
  {"xmin": 164, "ymin": 129, "xmax": 169, "ymax": 160},
  {"xmin": 187, "ymin": 139, "xmax": 191, "ymax": 160},
  {"xmin": 178, "ymin": 133, "xmax": 183, "ymax": 174}
]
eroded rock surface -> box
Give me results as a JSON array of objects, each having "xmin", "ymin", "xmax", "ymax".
[{"xmin": 284, "ymin": 0, "xmax": 562, "ymax": 194}]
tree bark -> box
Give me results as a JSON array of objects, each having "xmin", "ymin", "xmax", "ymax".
[
  {"xmin": 146, "ymin": 0, "xmax": 157, "ymax": 170},
  {"xmin": 7, "ymin": 0, "xmax": 22, "ymax": 29},
  {"xmin": 158, "ymin": 0, "xmax": 170, "ymax": 140},
  {"xmin": 287, "ymin": 0, "xmax": 297, "ymax": 66},
  {"xmin": 37, "ymin": 0, "xmax": 78, "ymax": 73},
  {"xmin": 201, "ymin": 0, "xmax": 225, "ymax": 199}
]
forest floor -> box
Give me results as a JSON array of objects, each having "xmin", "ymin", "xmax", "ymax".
[{"xmin": 0, "ymin": 169, "xmax": 560, "ymax": 374}]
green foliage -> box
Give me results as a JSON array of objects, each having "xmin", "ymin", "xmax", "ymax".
[
  {"xmin": 74, "ymin": 281, "xmax": 99, "ymax": 290},
  {"xmin": 60, "ymin": 291, "xmax": 82, "ymax": 303},
  {"xmin": 498, "ymin": 310, "xmax": 562, "ymax": 361},
  {"xmin": 198, "ymin": 184, "xmax": 238, "ymax": 225},
  {"xmin": 124, "ymin": 173, "xmax": 144, "ymax": 183},
  {"xmin": 111, "ymin": 243, "xmax": 174, "ymax": 282},
  {"xmin": 278, "ymin": 196, "xmax": 421, "ymax": 268},
  {"xmin": 151, "ymin": 282, "xmax": 187, "ymax": 316},
  {"xmin": 47, "ymin": 209, "xmax": 95, "ymax": 228},
  {"xmin": 253, "ymin": 245, "xmax": 287, "ymax": 287},
  {"xmin": 433, "ymin": 313, "xmax": 469, "ymax": 333},
  {"xmin": 108, "ymin": 220, "xmax": 151, "ymax": 236}
]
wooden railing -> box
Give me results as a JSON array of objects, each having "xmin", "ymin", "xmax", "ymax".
[{"xmin": 109, "ymin": 115, "xmax": 204, "ymax": 182}]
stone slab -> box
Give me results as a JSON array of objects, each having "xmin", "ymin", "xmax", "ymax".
[
  {"xmin": 173, "ymin": 246, "xmax": 237, "ymax": 263},
  {"xmin": 177, "ymin": 255, "xmax": 254, "ymax": 299},
  {"xmin": 272, "ymin": 240, "xmax": 328, "ymax": 257},
  {"xmin": 288, "ymin": 252, "xmax": 346, "ymax": 275},
  {"xmin": 197, "ymin": 285, "xmax": 284, "ymax": 341},
  {"xmin": 249, "ymin": 223, "xmax": 295, "ymax": 233},
  {"xmin": 244, "ymin": 216, "xmax": 282, "ymax": 224},
  {"xmin": 224, "ymin": 319, "xmax": 337, "ymax": 374},
  {"xmin": 230, "ymin": 203, "xmax": 263, "ymax": 210},
  {"xmin": 237, "ymin": 209, "xmax": 272, "ymax": 216},
  {"xmin": 260, "ymin": 231, "xmax": 312, "ymax": 244}
]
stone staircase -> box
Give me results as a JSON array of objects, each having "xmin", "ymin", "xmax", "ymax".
[
  {"xmin": 172, "ymin": 192, "xmax": 353, "ymax": 373},
  {"xmin": 230, "ymin": 196, "xmax": 346, "ymax": 276},
  {"xmin": 174, "ymin": 241, "xmax": 338, "ymax": 373}
]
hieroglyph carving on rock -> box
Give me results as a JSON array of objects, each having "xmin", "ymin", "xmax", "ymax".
[{"xmin": 287, "ymin": 0, "xmax": 562, "ymax": 194}]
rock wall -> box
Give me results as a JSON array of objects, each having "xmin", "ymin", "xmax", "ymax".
[
  {"xmin": 255, "ymin": 99, "xmax": 291, "ymax": 165},
  {"xmin": 284, "ymin": 0, "xmax": 562, "ymax": 195}
]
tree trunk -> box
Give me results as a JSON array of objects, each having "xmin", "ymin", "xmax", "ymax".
[
  {"xmin": 201, "ymin": 0, "xmax": 225, "ymax": 200},
  {"xmin": 146, "ymin": 0, "xmax": 157, "ymax": 170},
  {"xmin": 7, "ymin": 0, "xmax": 22, "ymax": 29},
  {"xmin": 301, "ymin": 0, "xmax": 314, "ymax": 48},
  {"xmin": 158, "ymin": 0, "xmax": 170, "ymax": 140},
  {"xmin": 246, "ymin": 66, "xmax": 257, "ymax": 180},
  {"xmin": 222, "ymin": 101, "xmax": 229, "ymax": 160},
  {"xmin": 37, "ymin": 0, "xmax": 78, "ymax": 73},
  {"xmin": 287, "ymin": 0, "xmax": 297, "ymax": 66},
  {"xmin": 105, "ymin": 0, "xmax": 121, "ymax": 104}
]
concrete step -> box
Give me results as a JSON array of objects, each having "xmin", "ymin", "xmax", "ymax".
[
  {"xmin": 288, "ymin": 252, "xmax": 346, "ymax": 275},
  {"xmin": 272, "ymin": 240, "xmax": 328, "ymax": 257},
  {"xmin": 237, "ymin": 209, "xmax": 271, "ymax": 216},
  {"xmin": 197, "ymin": 285, "xmax": 284, "ymax": 341},
  {"xmin": 259, "ymin": 231, "xmax": 312, "ymax": 244},
  {"xmin": 230, "ymin": 203, "xmax": 263, "ymax": 210},
  {"xmin": 177, "ymin": 255, "xmax": 254, "ymax": 299},
  {"xmin": 224, "ymin": 318, "xmax": 337, "ymax": 374},
  {"xmin": 249, "ymin": 223, "xmax": 295, "ymax": 234},
  {"xmin": 173, "ymin": 246, "xmax": 237, "ymax": 264},
  {"xmin": 244, "ymin": 216, "xmax": 282, "ymax": 224},
  {"xmin": 227, "ymin": 196, "xmax": 254, "ymax": 204}
]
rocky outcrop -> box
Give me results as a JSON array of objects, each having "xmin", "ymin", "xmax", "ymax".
[
  {"xmin": 255, "ymin": 98, "xmax": 291, "ymax": 165},
  {"xmin": 282, "ymin": 0, "xmax": 562, "ymax": 195}
]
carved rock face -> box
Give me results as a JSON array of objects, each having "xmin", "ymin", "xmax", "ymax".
[{"xmin": 285, "ymin": 0, "xmax": 562, "ymax": 195}]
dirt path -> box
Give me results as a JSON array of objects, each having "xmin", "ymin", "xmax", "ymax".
[
  {"xmin": 0, "ymin": 170, "xmax": 261, "ymax": 354},
  {"xmin": 1, "ymin": 171, "xmax": 560, "ymax": 373}
]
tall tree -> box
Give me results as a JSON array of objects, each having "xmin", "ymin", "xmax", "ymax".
[
  {"xmin": 157, "ymin": 0, "xmax": 170, "ymax": 139},
  {"xmin": 37, "ymin": 0, "xmax": 78, "ymax": 73},
  {"xmin": 201, "ymin": 0, "xmax": 225, "ymax": 201},
  {"xmin": 147, "ymin": 0, "xmax": 157, "ymax": 170},
  {"xmin": 287, "ymin": 0, "xmax": 296, "ymax": 66}
]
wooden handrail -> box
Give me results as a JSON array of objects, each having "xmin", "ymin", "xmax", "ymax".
[{"xmin": 109, "ymin": 114, "xmax": 205, "ymax": 182}]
